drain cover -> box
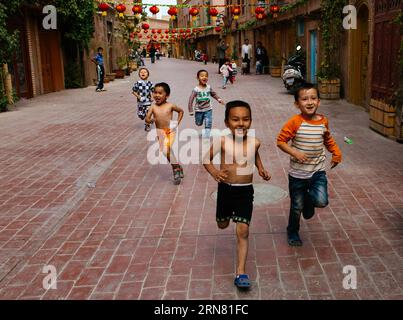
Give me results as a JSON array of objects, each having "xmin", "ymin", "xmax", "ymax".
[{"xmin": 210, "ymin": 183, "xmax": 288, "ymax": 206}]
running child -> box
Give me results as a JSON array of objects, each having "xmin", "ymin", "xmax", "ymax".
[{"xmin": 132, "ymin": 67, "xmax": 154, "ymax": 131}]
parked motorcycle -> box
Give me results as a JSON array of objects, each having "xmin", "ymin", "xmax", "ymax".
[{"xmin": 282, "ymin": 45, "xmax": 306, "ymax": 94}]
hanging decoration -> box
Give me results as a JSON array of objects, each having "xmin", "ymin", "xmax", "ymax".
[
  {"xmin": 142, "ymin": 23, "xmax": 150, "ymax": 33},
  {"xmin": 132, "ymin": 5, "xmax": 142, "ymax": 16},
  {"xmin": 115, "ymin": 4, "xmax": 126, "ymax": 18},
  {"xmin": 255, "ymin": 7, "xmax": 266, "ymax": 20},
  {"xmin": 215, "ymin": 26, "xmax": 221, "ymax": 32},
  {"xmin": 269, "ymin": 4, "xmax": 280, "ymax": 18},
  {"xmin": 149, "ymin": 5, "xmax": 159, "ymax": 16},
  {"xmin": 208, "ymin": 7, "xmax": 218, "ymax": 23},
  {"xmin": 168, "ymin": 6, "xmax": 178, "ymax": 20},
  {"xmin": 231, "ymin": 6, "xmax": 241, "ymax": 20},
  {"xmin": 189, "ymin": 7, "xmax": 200, "ymax": 21},
  {"xmin": 98, "ymin": 2, "xmax": 109, "ymax": 16}
]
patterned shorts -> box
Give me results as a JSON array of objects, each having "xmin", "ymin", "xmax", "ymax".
[{"xmin": 137, "ymin": 103, "xmax": 151, "ymax": 120}]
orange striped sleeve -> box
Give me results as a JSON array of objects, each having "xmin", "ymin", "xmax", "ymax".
[
  {"xmin": 323, "ymin": 117, "xmax": 342, "ymax": 163},
  {"xmin": 277, "ymin": 115, "xmax": 302, "ymax": 145}
]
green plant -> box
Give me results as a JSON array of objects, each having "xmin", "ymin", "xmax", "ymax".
[
  {"xmin": 317, "ymin": 0, "xmax": 346, "ymax": 80},
  {"xmin": 117, "ymin": 57, "xmax": 128, "ymax": 70},
  {"xmin": 64, "ymin": 62, "xmax": 83, "ymax": 88}
]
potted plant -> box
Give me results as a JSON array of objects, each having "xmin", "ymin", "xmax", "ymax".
[
  {"xmin": 114, "ymin": 57, "xmax": 127, "ymax": 78},
  {"xmin": 269, "ymin": 51, "xmax": 281, "ymax": 77},
  {"xmin": 317, "ymin": 0, "xmax": 345, "ymax": 99}
]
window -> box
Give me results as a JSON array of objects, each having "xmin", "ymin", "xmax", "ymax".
[{"xmin": 297, "ymin": 18, "xmax": 304, "ymax": 37}]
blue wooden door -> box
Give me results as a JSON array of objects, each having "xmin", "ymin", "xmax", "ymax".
[{"xmin": 310, "ymin": 30, "xmax": 317, "ymax": 83}]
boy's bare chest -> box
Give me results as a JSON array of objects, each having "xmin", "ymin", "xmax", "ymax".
[
  {"xmin": 153, "ymin": 106, "xmax": 172, "ymax": 119},
  {"xmin": 222, "ymin": 138, "xmax": 256, "ymax": 164}
]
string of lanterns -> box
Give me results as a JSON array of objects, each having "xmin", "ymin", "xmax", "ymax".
[{"xmin": 97, "ymin": 1, "xmax": 281, "ymax": 21}]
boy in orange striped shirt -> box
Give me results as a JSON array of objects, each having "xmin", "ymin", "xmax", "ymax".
[{"xmin": 277, "ymin": 83, "xmax": 342, "ymax": 246}]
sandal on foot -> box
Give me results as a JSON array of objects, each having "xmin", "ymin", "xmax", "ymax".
[
  {"xmin": 287, "ymin": 232, "xmax": 303, "ymax": 246},
  {"xmin": 234, "ymin": 274, "xmax": 250, "ymax": 288},
  {"xmin": 179, "ymin": 166, "xmax": 184, "ymax": 179},
  {"xmin": 173, "ymin": 168, "xmax": 181, "ymax": 185}
]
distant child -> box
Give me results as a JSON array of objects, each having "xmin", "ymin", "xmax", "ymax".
[
  {"xmin": 145, "ymin": 82, "xmax": 184, "ymax": 184},
  {"xmin": 188, "ymin": 69, "xmax": 225, "ymax": 138},
  {"xmin": 91, "ymin": 47, "xmax": 106, "ymax": 92},
  {"xmin": 203, "ymin": 100, "xmax": 271, "ymax": 288},
  {"xmin": 230, "ymin": 59, "xmax": 238, "ymax": 83},
  {"xmin": 219, "ymin": 59, "xmax": 233, "ymax": 89},
  {"xmin": 132, "ymin": 67, "xmax": 154, "ymax": 131},
  {"xmin": 277, "ymin": 83, "xmax": 342, "ymax": 246},
  {"xmin": 202, "ymin": 52, "xmax": 208, "ymax": 65},
  {"xmin": 241, "ymin": 58, "xmax": 248, "ymax": 75}
]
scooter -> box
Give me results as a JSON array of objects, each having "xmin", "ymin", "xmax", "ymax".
[{"xmin": 282, "ymin": 45, "xmax": 306, "ymax": 94}]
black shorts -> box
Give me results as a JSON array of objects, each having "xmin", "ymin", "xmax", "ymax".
[{"xmin": 216, "ymin": 183, "xmax": 254, "ymax": 225}]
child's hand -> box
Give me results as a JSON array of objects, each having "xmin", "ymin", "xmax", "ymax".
[
  {"xmin": 218, "ymin": 99, "xmax": 225, "ymax": 105},
  {"xmin": 212, "ymin": 169, "xmax": 228, "ymax": 183},
  {"xmin": 293, "ymin": 150, "xmax": 308, "ymax": 163},
  {"xmin": 259, "ymin": 168, "xmax": 271, "ymax": 181},
  {"xmin": 189, "ymin": 112, "xmax": 194, "ymax": 116},
  {"xmin": 330, "ymin": 161, "xmax": 339, "ymax": 169}
]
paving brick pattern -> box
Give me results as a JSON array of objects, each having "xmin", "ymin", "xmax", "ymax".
[{"xmin": 0, "ymin": 58, "xmax": 402, "ymax": 300}]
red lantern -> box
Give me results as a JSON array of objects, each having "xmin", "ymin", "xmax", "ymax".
[
  {"xmin": 186, "ymin": 29, "xmax": 191, "ymax": 33},
  {"xmin": 270, "ymin": 4, "xmax": 280, "ymax": 18},
  {"xmin": 150, "ymin": 5, "xmax": 159, "ymax": 15},
  {"xmin": 132, "ymin": 5, "xmax": 142, "ymax": 16},
  {"xmin": 179, "ymin": 29, "xmax": 185, "ymax": 33},
  {"xmin": 115, "ymin": 4, "xmax": 126, "ymax": 18},
  {"xmin": 98, "ymin": 2, "xmax": 109, "ymax": 16},
  {"xmin": 157, "ymin": 29, "xmax": 162, "ymax": 34},
  {"xmin": 142, "ymin": 23, "xmax": 150, "ymax": 33},
  {"xmin": 189, "ymin": 7, "xmax": 199, "ymax": 21},
  {"xmin": 215, "ymin": 26, "xmax": 221, "ymax": 32},
  {"xmin": 152, "ymin": 29, "xmax": 156, "ymax": 34},
  {"xmin": 153, "ymin": 34, "xmax": 158, "ymax": 40},
  {"xmin": 255, "ymin": 7, "xmax": 266, "ymax": 20},
  {"xmin": 138, "ymin": 34, "xmax": 142, "ymax": 39},
  {"xmin": 208, "ymin": 7, "xmax": 218, "ymax": 22},
  {"xmin": 168, "ymin": 6, "xmax": 178, "ymax": 20},
  {"xmin": 165, "ymin": 29, "xmax": 169, "ymax": 34},
  {"xmin": 231, "ymin": 6, "xmax": 241, "ymax": 20}
]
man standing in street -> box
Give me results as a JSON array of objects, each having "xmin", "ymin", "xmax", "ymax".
[
  {"xmin": 216, "ymin": 40, "xmax": 229, "ymax": 74},
  {"xmin": 241, "ymin": 39, "xmax": 253, "ymax": 75},
  {"xmin": 91, "ymin": 47, "xmax": 106, "ymax": 92}
]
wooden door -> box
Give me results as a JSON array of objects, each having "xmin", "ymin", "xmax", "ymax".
[
  {"xmin": 38, "ymin": 29, "xmax": 64, "ymax": 94},
  {"xmin": 350, "ymin": 5, "xmax": 369, "ymax": 106},
  {"xmin": 371, "ymin": 0, "xmax": 402, "ymax": 100}
]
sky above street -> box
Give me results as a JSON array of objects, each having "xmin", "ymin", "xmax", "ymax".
[{"xmin": 143, "ymin": 0, "xmax": 177, "ymax": 19}]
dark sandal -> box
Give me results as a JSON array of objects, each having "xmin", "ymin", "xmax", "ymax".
[
  {"xmin": 234, "ymin": 274, "xmax": 250, "ymax": 288},
  {"xmin": 287, "ymin": 232, "xmax": 303, "ymax": 246}
]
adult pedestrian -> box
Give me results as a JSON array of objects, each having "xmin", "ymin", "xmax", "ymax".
[
  {"xmin": 255, "ymin": 41, "xmax": 268, "ymax": 74},
  {"xmin": 241, "ymin": 39, "xmax": 253, "ymax": 75},
  {"xmin": 216, "ymin": 40, "xmax": 229, "ymax": 74},
  {"xmin": 149, "ymin": 44, "xmax": 156, "ymax": 64}
]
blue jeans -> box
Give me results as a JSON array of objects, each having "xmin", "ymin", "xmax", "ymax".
[
  {"xmin": 287, "ymin": 171, "xmax": 329, "ymax": 233},
  {"xmin": 195, "ymin": 110, "xmax": 212, "ymax": 137}
]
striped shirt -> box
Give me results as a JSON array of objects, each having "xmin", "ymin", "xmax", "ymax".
[
  {"xmin": 188, "ymin": 85, "xmax": 221, "ymax": 113},
  {"xmin": 277, "ymin": 114, "xmax": 342, "ymax": 179}
]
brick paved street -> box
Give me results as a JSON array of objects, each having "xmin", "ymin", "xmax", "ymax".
[{"xmin": 0, "ymin": 58, "xmax": 402, "ymax": 300}]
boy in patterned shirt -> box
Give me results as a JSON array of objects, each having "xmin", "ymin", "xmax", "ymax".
[
  {"xmin": 277, "ymin": 83, "xmax": 342, "ymax": 246},
  {"xmin": 132, "ymin": 67, "xmax": 154, "ymax": 131}
]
